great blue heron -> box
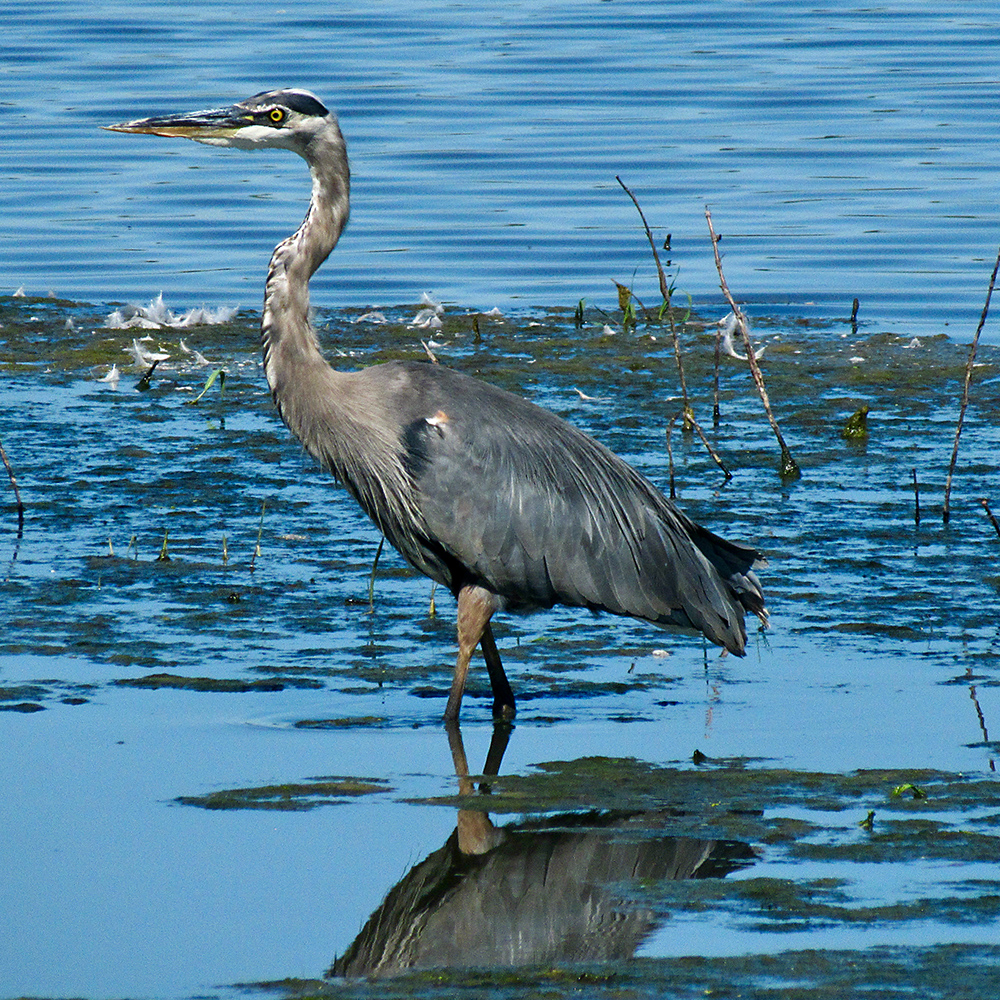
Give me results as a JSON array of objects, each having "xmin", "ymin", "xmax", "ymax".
[{"xmin": 107, "ymin": 89, "xmax": 767, "ymax": 721}]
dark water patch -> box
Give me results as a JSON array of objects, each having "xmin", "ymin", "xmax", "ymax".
[
  {"xmin": 0, "ymin": 679, "xmax": 95, "ymax": 710},
  {"xmin": 114, "ymin": 672, "xmax": 324, "ymax": 693},
  {"xmin": 0, "ymin": 683, "xmax": 50, "ymax": 703},
  {"xmin": 295, "ymin": 717, "xmax": 388, "ymax": 730}
]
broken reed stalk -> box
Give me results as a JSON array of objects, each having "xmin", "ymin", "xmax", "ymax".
[
  {"xmin": 705, "ymin": 207, "xmax": 800, "ymax": 480},
  {"xmin": 616, "ymin": 176, "xmax": 691, "ymax": 422},
  {"xmin": 712, "ymin": 324, "xmax": 722, "ymax": 427},
  {"xmin": 617, "ymin": 177, "xmax": 671, "ymax": 305},
  {"xmin": 367, "ymin": 536, "xmax": 385, "ymax": 608},
  {"xmin": 981, "ymin": 498, "xmax": 1000, "ymax": 541},
  {"xmin": 665, "ymin": 410, "xmax": 732, "ymax": 498},
  {"xmin": 691, "ymin": 415, "xmax": 731, "ymax": 481},
  {"xmin": 0, "ymin": 436, "xmax": 25, "ymax": 537},
  {"xmin": 943, "ymin": 245, "xmax": 1000, "ymax": 524},
  {"xmin": 249, "ymin": 501, "xmax": 266, "ymax": 571}
]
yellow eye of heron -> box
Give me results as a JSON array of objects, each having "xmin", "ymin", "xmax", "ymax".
[{"xmin": 269, "ymin": 108, "xmax": 285, "ymax": 124}]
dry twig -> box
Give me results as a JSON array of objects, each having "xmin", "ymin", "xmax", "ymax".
[
  {"xmin": 0, "ymin": 436, "xmax": 24, "ymax": 536},
  {"xmin": 705, "ymin": 207, "xmax": 800, "ymax": 479},
  {"xmin": 981, "ymin": 498, "xmax": 1000, "ymax": 541},
  {"xmin": 943, "ymin": 245, "xmax": 1000, "ymax": 523},
  {"xmin": 617, "ymin": 176, "xmax": 691, "ymax": 423},
  {"xmin": 665, "ymin": 411, "xmax": 731, "ymax": 497}
]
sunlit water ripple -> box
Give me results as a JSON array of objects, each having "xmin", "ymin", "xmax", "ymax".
[{"xmin": 3, "ymin": 0, "xmax": 1000, "ymax": 341}]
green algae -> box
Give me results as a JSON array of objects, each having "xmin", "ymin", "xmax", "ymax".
[
  {"xmin": 114, "ymin": 672, "xmax": 324, "ymax": 693},
  {"xmin": 177, "ymin": 776, "xmax": 391, "ymax": 811},
  {"xmin": 295, "ymin": 716, "xmax": 388, "ymax": 729},
  {"xmin": 250, "ymin": 943, "xmax": 1000, "ymax": 999}
]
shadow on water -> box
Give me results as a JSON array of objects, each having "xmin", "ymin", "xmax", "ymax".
[{"xmin": 329, "ymin": 725, "xmax": 756, "ymax": 978}]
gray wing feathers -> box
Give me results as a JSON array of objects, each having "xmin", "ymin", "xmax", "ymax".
[{"xmin": 384, "ymin": 362, "xmax": 762, "ymax": 655}]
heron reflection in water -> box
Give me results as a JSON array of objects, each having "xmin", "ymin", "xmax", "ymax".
[
  {"xmin": 107, "ymin": 90, "xmax": 767, "ymax": 721},
  {"xmin": 330, "ymin": 726, "xmax": 757, "ymax": 976}
]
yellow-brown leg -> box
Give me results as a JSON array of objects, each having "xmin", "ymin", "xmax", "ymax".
[
  {"xmin": 445, "ymin": 719, "xmax": 504, "ymax": 855},
  {"xmin": 444, "ymin": 584, "xmax": 500, "ymax": 721}
]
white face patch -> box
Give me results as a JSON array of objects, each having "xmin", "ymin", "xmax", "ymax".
[{"xmin": 197, "ymin": 123, "xmax": 297, "ymax": 150}]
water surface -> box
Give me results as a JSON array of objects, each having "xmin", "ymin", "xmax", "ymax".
[
  {"xmin": 3, "ymin": 1, "xmax": 1000, "ymax": 340},
  {"xmin": 1, "ymin": 297, "xmax": 998, "ymax": 997},
  {"xmin": 1, "ymin": 1, "xmax": 1000, "ymax": 997}
]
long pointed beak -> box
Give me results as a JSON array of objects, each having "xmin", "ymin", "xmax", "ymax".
[{"xmin": 104, "ymin": 105, "xmax": 251, "ymax": 140}]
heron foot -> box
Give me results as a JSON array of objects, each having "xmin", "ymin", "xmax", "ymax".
[{"xmin": 492, "ymin": 700, "xmax": 516, "ymax": 721}]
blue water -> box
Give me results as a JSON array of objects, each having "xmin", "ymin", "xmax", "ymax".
[
  {"xmin": 3, "ymin": 0, "xmax": 1000, "ymax": 339},
  {"xmin": 3, "ymin": 3, "xmax": 1000, "ymax": 998}
]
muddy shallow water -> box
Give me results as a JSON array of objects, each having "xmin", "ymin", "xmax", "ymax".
[{"xmin": 0, "ymin": 292, "xmax": 998, "ymax": 998}]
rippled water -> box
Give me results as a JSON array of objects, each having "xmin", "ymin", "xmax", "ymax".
[
  {"xmin": 2, "ymin": 295, "xmax": 999, "ymax": 997},
  {"xmin": 2, "ymin": 2, "xmax": 1000, "ymax": 998},
  {"xmin": 4, "ymin": 0, "xmax": 1000, "ymax": 340}
]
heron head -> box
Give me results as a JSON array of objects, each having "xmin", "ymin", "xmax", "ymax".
[{"xmin": 105, "ymin": 89, "xmax": 337, "ymax": 155}]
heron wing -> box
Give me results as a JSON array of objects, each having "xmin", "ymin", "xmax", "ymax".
[{"xmin": 368, "ymin": 361, "xmax": 763, "ymax": 654}]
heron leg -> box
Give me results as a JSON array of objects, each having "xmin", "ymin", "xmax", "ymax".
[
  {"xmin": 445, "ymin": 585, "xmax": 500, "ymax": 721},
  {"xmin": 480, "ymin": 623, "xmax": 516, "ymax": 720},
  {"xmin": 445, "ymin": 717, "xmax": 503, "ymax": 855}
]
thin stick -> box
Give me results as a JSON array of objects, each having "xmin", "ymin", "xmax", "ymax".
[
  {"xmin": 712, "ymin": 321, "xmax": 722, "ymax": 427},
  {"xmin": 249, "ymin": 501, "xmax": 265, "ymax": 571},
  {"xmin": 912, "ymin": 469, "xmax": 921, "ymax": 528},
  {"xmin": 616, "ymin": 176, "xmax": 670, "ymax": 304},
  {"xmin": 967, "ymin": 669, "xmax": 995, "ymax": 773},
  {"xmin": 665, "ymin": 410, "xmax": 731, "ymax": 496},
  {"xmin": 705, "ymin": 207, "xmax": 800, "ymax": 479},
  {"xmin": 690, "ymin": 415, "xmax": 732, "ymax": 481},
  {"xmin": 943, "ymin": 246, "xmax": 1000, "ymax": 523},
  {"xmin": 617, "ymin": 176, "xmax": 691, "ymax": 419},
  {"xmin": 981, "ymin": 498, "xmax": 1000, "ymax": 541},
  {"xmin": 0, "ymin": 436, "xmax": 25, "ymax": 537},
  {"xmin": 367, "ymin": 536, "xmax": 384, "ymax": 608},
  {"xmin": 665, "ymin": 414, "xmax": 678, "ymax": 499}
]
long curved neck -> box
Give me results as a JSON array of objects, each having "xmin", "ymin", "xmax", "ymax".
[
  {"xmin": 256, "ymin": 120, "xmax": 426, "ymax": 552},
  {"xmin": 261, "ymin": 120, "xmax": 350, "ymax": 399}
]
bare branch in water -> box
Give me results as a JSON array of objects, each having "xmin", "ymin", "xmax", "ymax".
[
  {"xmin": 943, "ymin": 245, "xmax": 1000, "ymax": 523},
  {"xmin": 981, "ymin": 498, "xmax": 1000, "ymax": 541},
  {"xmin": 617, "ymin": 176, "xmax": 691, "ymax": 423},
  {"xmin": 0, "ymin": 436, "xmax": 24, "ymax": 538},
  {"xmin": 665, "ymin": 410, "xmax": 732, "ymax": 496},
  {"xmin": 616, "ymin": 176, "xmax": 670, "ymax": 305},
  {"xmin": 705, "ymin": 207, "xmax": 800, "ymax": 480}
]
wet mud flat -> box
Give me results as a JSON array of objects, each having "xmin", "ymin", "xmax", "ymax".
[{"xmin": 0, "ymin": 294, "xmax": 998, "ymax": 997}]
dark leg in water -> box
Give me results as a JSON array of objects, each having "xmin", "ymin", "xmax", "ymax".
[{"xmin": 480, "ymin": 622, "xmax": 516, "ymax": 720}]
